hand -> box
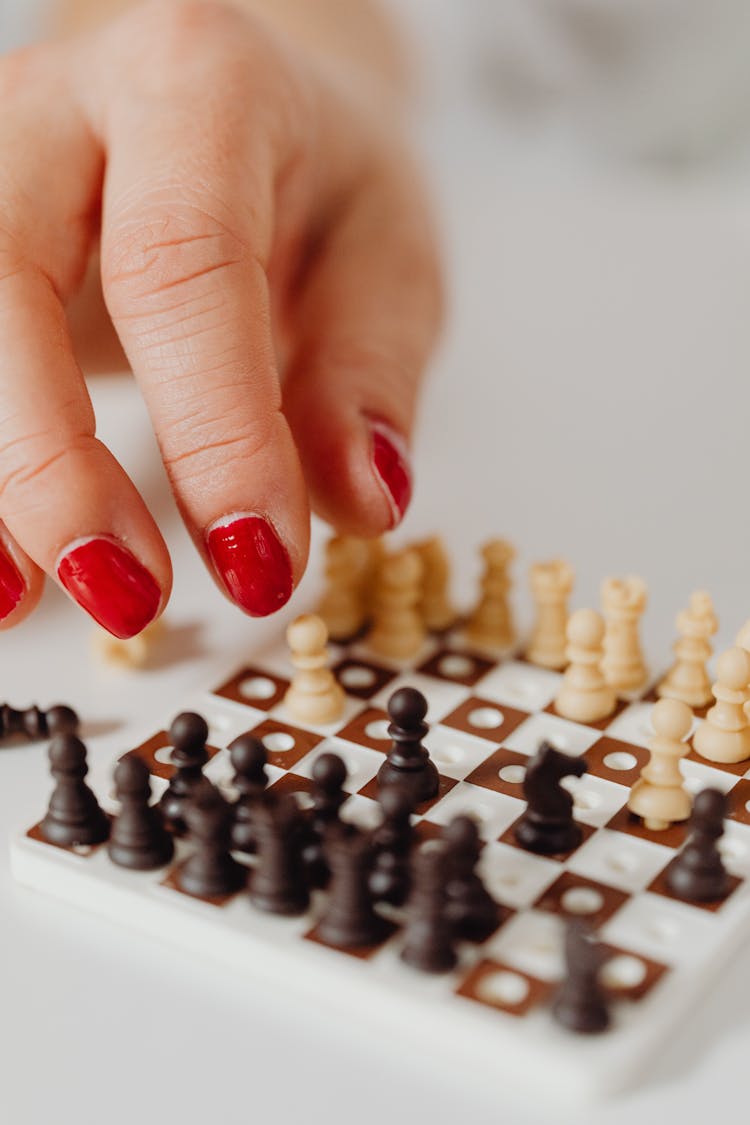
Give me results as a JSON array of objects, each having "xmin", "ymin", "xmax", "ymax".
[{"xmin": 0, "ymin": 0, "xmax": 442, "ymax": 637}]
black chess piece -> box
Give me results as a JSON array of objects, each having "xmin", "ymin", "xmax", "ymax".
[
  {"xmin": 514, "ymin": 741, "xmax": 587, "ymax": 855},
  {"xmin": 666, "ymin": 788, "xmax": 731, "ymax": 903},
  {"xmin": 228, "ymin": 735, "xmax": 268, "ymax": 853},
  {"xmin": 177, "ymin": 783, "xmax": 246, "ymax": 898},
  {"xmin": 400, "ymin": 840, "xmax": 457, "ymax": 974},
  {"xmin": 442, "ymin": 815, "xmax": 502, "ymax": 942},
  {"xmin": 302, "ymin": 752, "xmax": 348, "ymax": 888},
  {"xmin": 1, "ymin": 702, "xmax": 78, "ymax": 743},
  {"xmin": 376, "ymin": 687, "xmax": 439, "ymax": 806},
  {"xmin": 249, "ymin": 792, "xmax": 309, "ymax": 915},
  {"xmin": 158, "ymin": 712, "xmax": 210, "ymax": 836},
  {"xmin": 369, "ymin": 786, "xmax": 414, "ymax": 906},
  {"xmin": 39, "ymin": 733, "xmax": 110, "ymax": 847},
  {"xmin": 552, "ymin": 920, "xmax": 611, "ymax": 1034},
  {"xmin": 317, "ymin": 822, "xmax": 387, "ymax": 947},
  {"xmin": 108, "ymin": 754, "xmax": 174, "ymax": 870}
]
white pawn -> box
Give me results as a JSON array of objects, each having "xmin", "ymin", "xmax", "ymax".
[
  {"xmin": 693, "ymin": 647, "xmax": 750, "ymax": 764},
  {"xmin": 368, "ymin": 549, "xmax": 425, "ymax": 661},
  {"xmin": 601, "ymin": 576, "xmax": 649, "ymax": 694},
  {"xmin": 415, "ymin": 536, "xmax": 456, "ymax": 632},
  {"xmin": 554, "ymin": 609, "xmax": 616, "ymax": 723},
  {"xmin": 736, "ymin": 619, "xmax": 750, "ymax": 655},
  {"xmin": 465, "ymin": 539, "xmax": 516, "ymax": 653},
  {"xmin": 527, "ymin": 559, "xmax": 574, "ymax": 670},
  {"xmin": 316, "ymin": 537, "xmax": 369, "ymax": 642},
  {"xmin": 658, "ymin": 591, "xmax": 718, "ymax": 709},
  {"xmin": 284, "ymin": 614, "xmax": 345, "ymax": 725},
  {"xmin": 628, "ymin": 699, "xmax": 692, "ymax": 832}
]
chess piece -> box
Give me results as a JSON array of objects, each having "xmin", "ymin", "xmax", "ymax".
[
  {"xmin": 514, "ymin": 742, "xmax": 587, "ymax": 855},
  {"xmin": 415, "ymin": 536, "xmax": 456, "ymax": 632},
  {"xmin": 228, "ymin": 735, "xmax": 268, "ymax": 853},
  {"xmin": 39, "ymin": 733, "xmax": 110, "ymax": 848},
  {"xmin": 108, "ymin": 754, "xmax": 174, "ymax": 870},
  {"xmin": 658, "ymin": 591, "xmax": 718, "ymax": 709},
  {"xmin": 158, "ymin": 712, "xmax": 210, "ymax": 836},
  {"xmin": 736, "ymin": 618, "xmax": 750, "ymax": 655},
  {"xmin": 666, "ymin": 788, "xmax": 731, "ymax": 903},
  {"xmin": 377, "ymin": 687, "xmax": 439, "ymax": 805},
  {"xmin": 369, "ymin": 786, "xmax": 414, "ymax": 906},
  {"xmin": 178, "ymin": 783, "xmax": 246, "ymax": 899},
  {"xmin": 527, "ymin": 560, "xmax": 574, "ymax": 670},
  {"xmin": 601, "ymin": 576, "xmax": 648, "ymax": 694},
  {"xmin": 465, "ymin": 539, "xmax": 516, "ymax": 652},
  {"xmin": 400, "ymin": 840, "xmax": 458, "ymax": 974},
  {"xmin": 317, "ymin": 823, "xmax": 386, "ymax": 948},
  {"xmin": 693, "ymin": 647, "xmax": 750, "ymax": 764},
  {"xmin": 302, "ymin": 752, "xmax": 348, "ymax": 888},
  {"xmin": 368, "ymin": 549, "xmax": 425, "ymax": 661},
  {"xmin": 554, "ymin": 609, "xmax": 616, "ymax": 723},
  {"xmin": 552, "ymin": 921, "xmax": 610, "ymax": 1035},
  {"xmin": 628, "ymin": 699, "xmax": 692, "ymax": 831},
  {"xmin": 284, "ymin": 614, "xmax": 345, "ymax": 725},
  {"xmin": 442, "ymin": 816, "xmax": 502, "ymax": 942},
  {"xmin": 316, "ymin": 537, "xmax": 369, "ymax": 641},
  {"xmin": 92, "ymin": 618, "xmax": 165, "ymax": 669},
  {"xmin": 0, "ymin": 702, "xmax": 78, "ymax": 743},
  {"xmin": 249, "ymin": 793, "xmax": 309, "ymax": 916}
]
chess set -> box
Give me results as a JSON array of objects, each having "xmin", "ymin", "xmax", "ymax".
[{"xmin": 10, "ymin": 536, "xmax": 750, "ymax": 1105}]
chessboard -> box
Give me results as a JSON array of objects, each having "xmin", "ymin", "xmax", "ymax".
[{"xmin": 11, "ymin": 625, "xmax": 750, "ymax": 1105}]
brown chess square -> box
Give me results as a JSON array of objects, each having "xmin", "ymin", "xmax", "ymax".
[
  {"xmin": 584, "ymin": 737, "xmax": 649, "ymax": 788},
  {"xmin": 304, "ymin": 916, "xmax": 398, "ymax": 960},
  {"xmin": 268, "ymin": 772, "xmax": 316, "ymax": 802},
  {"xmin": 648, "ymin": 860, "xmax": 742, "ymax": 913},
  {"xmin": 534, "ymin": 871, "xmax": 629, "ymax": 929},
  {"xmin": 599, "ymin": 943, "xmax": 668, "ymax": 1003},
  {"xmin": 466, "ymin": 747, "xmax": 530, "ymax": 800},
  {"xmin": 161, "ymin": 859, "xmax": 247, "ymax": 907},
  {"xmin": 456, "ymin": 958, "xmax": 553, "ymax": 1017},
  {"xmin": 686, "ymin": 747, "xmax": 749, "ymax": 776},
  {"xmin": 241, "ymin": 719, "xmax": 323, "ymax": 770},
  {"xmin": 129, "ymin": 730, "xmax": 222, "ymax": 781},
  {"xmin": 358, "ymin": 772, "xmax": 458, "ymax": 816},
  {"xmin": 336, "ymin": 707, "xmax": 391, "ymax": 753},
  {"xmin": 725, "ymin": 779, "xmax": 750, "ymax": 826},
  {"xmin": 544, "ymin": 696, "xmax": 630, "ymax": 731},
  {"xmin": 26, "ymin": 820, "xmax": 110, "ymax": 857},
  {"xmin": 213, "ymin": 666, "xmax": 289, "ymax": 711},
  {"xmin": 499, "ymin": 817, "xmax": 595, "ymax": 862},
  {"xmin": 331, "ymin": 657, "xmax": 398, "ymax": 701},
  {"xmin": 417, "ymin": 648, "xmax": 497, "ymax": 688},
  {"xmin": 606, "ymin": 805, "xmax": 687, "ymax": 850},
  {"xmin": 440, "ymin": 697, "xmax": 529, "ymax": 745}
]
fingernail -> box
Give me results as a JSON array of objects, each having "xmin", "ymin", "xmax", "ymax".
[
  {"xmin": 57, "ymin": 538, "xmax": 162, "ymax": 639},
  {"xmin": 206, "ymin": 514, "xmax": 293, "ymax": 617},
  {"xmin": 0, "ymin": 544, "xmax": 25, "ymax": 620},
  {"xmin": 370, "ymin": 420, "xmax": 412, "ymax": 527}
]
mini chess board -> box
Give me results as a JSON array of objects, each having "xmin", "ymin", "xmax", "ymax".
[{"xmin": 11, "ymin": 631, "xmax": 750, "ymax": 1104}]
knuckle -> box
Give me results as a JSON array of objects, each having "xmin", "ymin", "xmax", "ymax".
[
  {"xmin": 159, "ymin": 405, "xmax": 281, "ymax": 486},
  {"xmin": 0, "ymin": 432, "xmax": 97, "ymax": 509},
  {"xmin": 130, "ymin": 0, "xmax": 251, "ymax": 84}
]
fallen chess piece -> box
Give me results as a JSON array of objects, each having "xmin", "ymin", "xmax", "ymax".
[
  {"xmin": 1, "ymin": 702, "xmax": 78, "ymax": 744},
  {"xmin": 92, "ymin": 618, "xmax": 166, "ymax": 670},
  {"xmin": 666, "ymin": 788, "xmax": 731, "ymax": 903},
  {"xmin": 514, "ymin": 741, "xmax": 587, "ymax": 855}
]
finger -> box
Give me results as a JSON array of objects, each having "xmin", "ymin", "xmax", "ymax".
[
  {"xmin": 0, "ymin": 523, "xmax": 45, "ymax": 630},
  {"xmin": 96, "ymin": 27, "xmax": 309, "ymax": 616},
  {"xmin": 0, "ymin": 51, "xmax": 171, "ymax": 637},
  {"xmin": 284, "ymin": 165, "xmax": 443, "ymax": 535}
]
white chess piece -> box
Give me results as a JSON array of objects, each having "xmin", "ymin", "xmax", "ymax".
[
  {"xmin": 368, "ymin": 549, "xmax": 425, "ymax": 661},
  {"xmin": 601, "ymin": 576, "xmax": 648, "ymax": 694},
  {"xmin": 465, "ymin": 539, "xmax": 516, "ymax": 652},
  {"xmin": 628, "ymin": 699, "xmax": 692, "ymax": 832},
  {"xmin": 554, "ymin": 609, "xmax": 616, "ymax": 723},
  {"xmin": 693, "ymin": 647, "xmax": 750, "ymax": 764},
  {"xmin": 658, "ymin": 591, "xmax": 718, "ymax": 709},
  {"xmin": 527, "ymin": 559, "xmax": 574, "ymax": 670},
  {"xmin": 736, "ymin": 619, "xmax": 750, "ymax": 655},
  {"xmin": 316, "ymin": 537, "xmax": 369, "ymax": 641},
  {"xmin": 284, "ymin": 614, "xmax": 345, "ymax": 725},
  {"xmin": 415, "ymin": 536, "xmax": 456, "ymax": 632}
]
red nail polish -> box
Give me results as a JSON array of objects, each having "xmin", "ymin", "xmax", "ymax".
[
  {"xmin": 207, "ymin": 515, "xmax": 293, "ymax": 617},
  {"xmin": 0, "ymin": 545, "xmax": 25, "ymax": 620},
  {"xmin": 57, "ymin": 539, "xmax": 161, "ymax": 639},
  {"xmin": 371, "ymin": 422, "xmax": 412, "ymax": 526}
]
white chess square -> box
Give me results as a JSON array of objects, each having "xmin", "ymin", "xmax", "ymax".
[
  {"xmin": 476, "ymin": 661, "xmax": 561, "ymax": 712},
  {"xmin": 424, "ymin": 725, "xmax": 499, "ymax": 781},
  {"xmin": 600, "ymin": 891, "xmax": 718, "ymax": 968},
  {"xmin": 485, "ymin": 909, "xmax": 565, "ymax": 981},
  {"xmin": 424, "ymin": 781, "xmax": 523, "ymax": 840},
  {"xmin": 371, "ymin": 672, "xmax": 469, "ymax": 723},
  {"xmin": 560, "ymin": 772, "xmax": 629, "ymax": 829},
  {"xmin": 480, "ymin": 841, "xmax": 562, "ymax": 910},
  {"xmin": 294, "ymin": 738, "xmax": 383, "ymax": 793},
  {"xmin": 503, "ymin": 713, "xmax": 601, "ymax": 758},
  {"xmin": 566, "ymin": 828, "xmax": 673, "ymax": 894}
]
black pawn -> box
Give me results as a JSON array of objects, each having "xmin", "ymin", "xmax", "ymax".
[
  {"xmin": 400, "ymin": 840, "xmax": 457, "ymax": 974},
  {"xmin": 667, "ymin": 788, "xmax": 731, "ymax": 903},
  {"xmin": 369, "ymin": 786, "xmax": 414, "ymax": 906},
  {"xmin": 1, "ymin": 702, "xmax": 78, "ymax": 743},
  {"xmin": 249, "ymin": 793, "xmax": 309, "ymax": 916},
  {"xmin": 552, "ymin": 920, "xmax": 610, "ymax": 1034},
  {"xmin": 228, "ymin": 735, "xmax": 268, "ymax": 853},
  {"xmin": 108, "ymin": 754, "xmax": 174, "ymax": 870},
  {"xmin": 303, "ymin": 752, "xmax": 348, "ymax": 889},
  {"xmin": 177, "ymin": 783, "xmax": 246, "ymax": 899},
  {"xmin": 376, "ymin": 687, "xmax": 439, "ymax": 806},
  {"xmin": 318, "ymin": 823, "xmax": 386, "ymax": 948},
  {"xmin": 514, "ymin": 741, "xmax": 587, "ymax": 855},
  {"xmin": 442, "ymin": 816, "xmax": 502, "ymax": 942},
  {"xmin": 158, "ymin": 712, "xmax": 209, "ymax": 836},
  {"xmin": 39, "ymin": 733, "xmax": 110, "ymax": 848}
]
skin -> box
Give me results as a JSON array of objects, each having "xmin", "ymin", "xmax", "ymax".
[{"xmin": 0, "ymin": 0, "xmax": 442, "ymax": 630}]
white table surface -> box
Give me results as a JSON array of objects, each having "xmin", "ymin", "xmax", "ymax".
[{"xmin": 3, "ymin": 11, "xmax": 750, "ymax": 1125}]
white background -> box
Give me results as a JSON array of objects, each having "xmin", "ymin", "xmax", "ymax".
[{"xmin": 2, "ymin": 4, "xmax": 750, "ymax": 1124}]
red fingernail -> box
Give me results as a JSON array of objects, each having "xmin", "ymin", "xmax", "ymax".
[
  {"xmin": 57, "ymin": 538, "xmax": 162, "ymax": 639},
  {"xmin": 207, "ymin": 514, "xmax": 293, "ymax": 617},
  {"xmin": 370, "ymin": 421, "xmax": 412, "ymax": 526},
  {"xmin": 0, "ymin": 545, "xmax": 25, "ymax": 620}
]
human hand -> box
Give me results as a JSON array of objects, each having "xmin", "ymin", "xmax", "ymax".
[{"xmin": 0, "ymin": 0, "xmax": 442, "ymax": 637}]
